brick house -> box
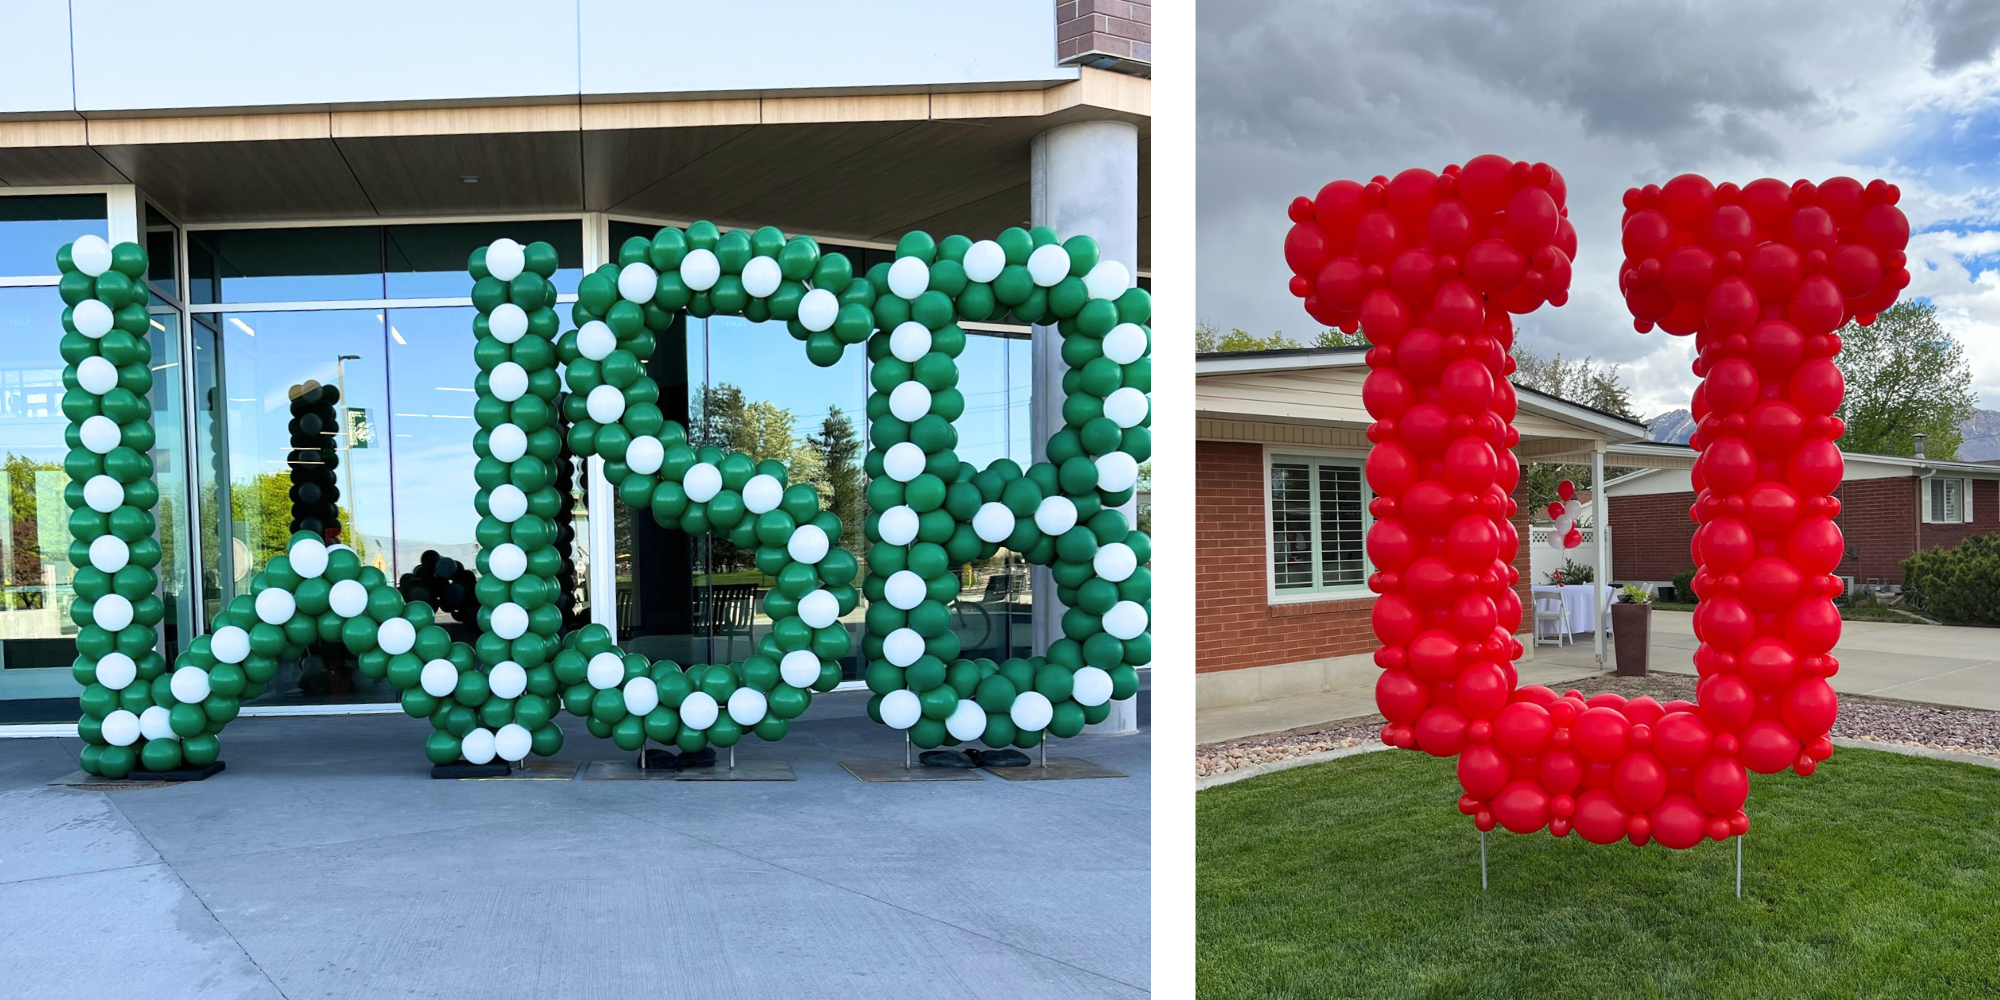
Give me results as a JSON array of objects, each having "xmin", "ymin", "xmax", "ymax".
[{"xmin": 1195, "ymin": 347, "xmax": 1656, "ymax": 713}]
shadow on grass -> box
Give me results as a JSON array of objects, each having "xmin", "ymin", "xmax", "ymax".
[{"xmin": 1197, "ymin": 746, "xmax": 2000, "ymax": 1000}]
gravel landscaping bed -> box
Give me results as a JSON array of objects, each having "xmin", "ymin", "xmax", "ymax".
[{"xmin": 1196, "ymin": 671, "xmax": 2000, "ymax": 779}]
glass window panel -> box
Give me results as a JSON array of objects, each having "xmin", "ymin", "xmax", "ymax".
[
  {"xmin": 0, "ymin": 286, "xmax": 81, "ymax": 686},
  {"xmin": 148, "ymin": 311, "xmax": 194, "ymax": 663},
  {"xmin": 1008, "ymin": 335, "xmax": 1034, "ymax": 467},
  {"xmin": 1318, "ymin": 464, "xmax": 1365, "ymax": 587},
  {"xmin": 385, "ymin": 221, "xmax": 583, "ymax": 299},
  {"xmin": 384, "ymin": 307, "xmax": 481, "ymax": 609},
  {"xmin": 1270, "ymin": 461, "xmax": 1314, "ymax": 590},
  {"xmin": 0, "ymin": 194, "xmax": 106, "ymax": 278},
  {"xmin": 192, "ymin": 315, "xmax": 227, "ymax": 625},
  {"xmin": 189, "ymin": 227, "xmax": 385, "ymax": 305},
  {"xmin": 955, "ymin": 332, "xmax": 1012, "ymax": 472}
]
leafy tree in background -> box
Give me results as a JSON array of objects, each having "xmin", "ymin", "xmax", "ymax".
[
  {"xmin": 1510, "ymin": 346, "xmax": 1639, "ymax": 515},
  {"xmin": 804, "ymin": 406, "xmax": 865, "ymax": 543},
  {"xmin": 1835, "ymin": 301, "xmax": 1976, "ymax": 459},
  {"xmin": 1195, "ymin": 322, "xmax": 1363, "ymax": 352}
]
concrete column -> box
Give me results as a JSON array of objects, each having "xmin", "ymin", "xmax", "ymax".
[{"xmin": 1030, "ymin": 120, "xmax": 1140, "ymax": 736}]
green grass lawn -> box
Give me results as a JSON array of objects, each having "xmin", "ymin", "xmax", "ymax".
[{"xmin": 1198, "ymin": 746, "xmax": 2000, "ymax": 999}]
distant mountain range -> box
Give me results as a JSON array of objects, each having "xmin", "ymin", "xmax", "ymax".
[
  {"xmin": 1641, "ymin": 407, "xmax": 2000, "ymax": 461},
  {"xmin": 1644, "ymin": 409, "xmax": 1695, "ymax": 445}
]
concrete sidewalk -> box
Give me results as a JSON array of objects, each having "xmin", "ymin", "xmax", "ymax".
[{"xmin": 0, "ymin": 691, "xmax": 1149, "ymax": 1000}]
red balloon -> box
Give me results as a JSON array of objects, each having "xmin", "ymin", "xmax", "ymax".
[
  {"xmin": 1505, "ymin": 186, "xmax": 1561, "ymax": 252},
  {"xmin": 1573, "ymin": 706, "xmax": 1631, "ymax": 763},
  {"xmin": 1376, "ymin": 668, "xmax": 1428, "ymax": 724},
  {"xmin": 1571, "ymin": 789, "xmax": 1629, "ymax": 844},
  {"xmin": 1494, "ymin": 779, "xmax": 1552, "ymax": 834},
  {"xmin": 1556, "ymin": 479, "xmax": 1576, "ymax": 501},
  {"xmin": 1649, "ymin": 794, "xmax": 1709, "ymax": 850},
  {"xmin": 1694, "ymin": 756, "xmax": 1749, "ymax": 815},
  {"xmin": 1612, "ymin": 752, "xmax": 1668, "ymax": 812},
  {"xmin": 1739, "ymin": 719, "xmax": 1802, "ymax": 774},
  {"xmin": 1285, "ymin": 223, "xmax": 1331, "ymax": 278},
  {"xmin": 1458, "ymin": 742, "xmax": 1509, "ymax": 798}
]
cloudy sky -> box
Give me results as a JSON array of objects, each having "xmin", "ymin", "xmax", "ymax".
[{"xmin": 1198, "ymin": 0, "xmax": 2000, "ymax": 419}]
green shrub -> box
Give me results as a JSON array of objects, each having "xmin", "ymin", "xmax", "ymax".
[
  {"xmin": 1902, "ymin": 534, "xmax": 2000, "ymax": 623},
  {"xmin": 1672, "ymin": 568, "xmax": 1696, "ymax": 604},
  {"xmin": 1546, "ymin": 558, "xmax": 1593, "ymax": 585}
]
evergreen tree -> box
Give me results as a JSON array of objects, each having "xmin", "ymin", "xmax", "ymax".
[{"xmin": 806, "ymin": 406, "xmax": 865, "ymax": 542}]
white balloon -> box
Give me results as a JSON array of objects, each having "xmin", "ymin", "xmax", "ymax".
[
  {"xmin": 972, "ymin": 502, "xmax": 1016, "ymax": 543},
  {"xmin": 89, "ymin": 535, "xmax": 129, "ymax": 573},
  {"xmin": 77, "ymin": 355, "xmax": 118, "ymax": 395},
  {"xmin": 489, "ymin": 302, "xmax": 529, "ymax": 344},
  {"xmin": 92, "ymin": 594, "xmax": 134, "ymax": 632},
  {"xmin": 170, "ymin": 665, "xmax": 211, "ymax": 705},
  {"xmin": 255, "ymin": 587, "xmax": 297, "ymax": 625},
  {"xmin": 72, "ymin": 298, "xmax": 114, "ymax": 338},
  {"xmin": 1093, "ymin": 542, "xmax": 1138, "ymax": 583},
  {"xmin": 742, "ymin": 474, "xmax": 783, "ymax": 514},
  {"xmin": 80, "ymin": 415, "xmax": 120, "ymax": 454},
  {"xmin": 883, "ymin": 627, "xmax": 925, "ymax": 666},
  {"xmin": 797, "ymin": 288, "xmax": 839, "ymax": 332},
  {"xmin": 1082, "ymin": 259, "xmax": 1132, "ymax": 301},
  {"xmin": 488, "ymin": 423, "xmax": 528, "ymax": 463},
  {"xmin": 1103, "ymin": 387, "xmax": 1149, "ymax": 429},
  {"xmin": 787, "ymin": 524, "xmax": 829, "ymax": 564},
  {"xmin": 83, "ymin": 475, "xmax": 124, "ymax": 514},
  {"xmin": 682, "ymin": 462, "xmax": 722, "ymax": 503},
  {"xmin": 495, "ymin": 723, "xmax": 533, "ymax": 762},
  {"xmin": 625, "ymin": 436, "xmax": 664, "ymax": 476},
  {"xmin": 883, "ymin": 442, "xmax": 926, "ymax": 482},
  {"xmin": 878, "ymin": 505, "xmax": 920, "ymax": 546},
  {"xmin": 780, "ymin": 650, "xmax": 823, "ymax": 689},
  {"xmin": 488, "ymin": 361, "xmax": 529, "ymax": 402},
  {"xmin": 210, "ymin": 625, "xmax": 249, "ymax": 664},
  {"xmin": 71, "ymin": 234, "xmax": 113, "ymax": 277},
  {"xmin": 488, "ymin": 661, "xmax": 527, "ymax": 700},
  {"xmin": 488, "ymin": 483, "xmax": 528, "ymax": 523},
  {"xmin": 1096, "ymin": 452, "xmax": 1139, "ymax": 492},
  {"xmin": 420, "ymin": 659, "xmax": 459, "ymax": 697},
  {"xmin": 679, "ymin": 249, "xmax": 720, "ymax": 292},
  {"xmin": 460, "ymin": 728, "xmax": 497, "ymax": 765},
  {"xmin": 377, "ymin": 616, "xmax": 416, "ymax": 656},
  {"xmin": 1102, "ymin": 323, "xmax": 1149, "ymax": 365},
  {"xmin": 797, "ymin": 589, "xmax": 840, "ymax": 629},
  {"xmin": 1035, "ymin": 496, "xmax": 1078, "ymax": 536},
  {"xmin": 577, "ymin": 320, "xmax": 617, "ymax": 361},
  {"xmin": 586, "ymin": 384, "xmax": 626, "ymax": 424},
  {"xmin": 485, "ymin": 238, "xmax": 525, "ymax": 281},
  {"xmin": 890, "ymin": 321, "xmax": 932, "ymax": 363},
  {"xmin": 95, "ymin": 652, "xmax": 137, "ymax": 690},
  {"xmin": 1027, "ymin": 244, "xmax": 1071, "ymax": 287},
  {"xmin": 1564, "ymin": 499, "xmax": 1583, "ymax": 518},
  {"xmin": 679, "ymin": 690, "xmax": 720, "ymax": 730},
  {"xmin": 290, "ymin": 538, "xmax": 329, "ymax": 578},
  {"xmin": 962, "ymin": 240, "xmax": 1006, "ymax": 283},
  {"xmin": 884, "ymin": 571, "xmax": 927, "ymax": 611},
  {"xmin": 887, "ymin": 256, "xmax": 931, "ymax": 300},
  {"xmin": 623, "ymin": 675, "xmax": 660, "ymax": 717},
  {"xmin": 587, "ymin": 651, "xmax": 625, "ymax": 690},
  {"xmin": 880, "ymin": 689, "xmax": 922, "ymax": 730},
  {"xmin": 1010, "ymin": 691, "xmax": 1054, "ymax": 732},
  {"xmin": 488, "ymin": 543, "xmax": 528, "ymax": 582},
  {"xmin": 101, "ymin": 709, "xmax": 140, "ymax": 746},
  {"xmin": 329, "ymin": 579, "xmax": 369, "ymax": 618},
  {"xmin": 728, "ymin": 686, "xmax": 768, "ymax": 726},
  {"xmin": 945, "ymin": 699, "xmax": 987, "ymax": 742},
  {"xmin": 1104, "ymin": 600, "xmax": 1148, "ymax": 640},
  {"xmin": 889, "ymin": 381, "xmax": 932, "ymax": 422},
  {"xmin": 139, "ymin": 705, "xmax": 176, "ymax": 742},
  {"xmin": 741, "ymin": 256, "xmax": 782, "ymax": 298},
  {"xmin": 618, "ymin": 261, "xmax": 658, "ymax": 302},
  {"xmin": 491, "ymin": 602, "xmax": 528, "ymax": 640},
  {"xmin": 1071, "ymin": 666, "xmax": 1115, "ymax": 707}
]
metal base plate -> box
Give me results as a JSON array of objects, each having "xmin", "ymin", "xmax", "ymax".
[
  {"xmin": 672, "ymin": 760, "xmax": 795, "ymax": 781},
  {"xmin": 431, "ymin": 762, "xmax": 511, "ymax": 779},
  {"xmin": 51, "ymin": 760, "xmax": 227, "ymax": 788},
  {"xmin": 581, "ymin": 759, "xmax": 681, "ymax": 781},
  {"xmin": 840, "ymin": 759, "xmax": 986, "ymax": 782},
  {"xmin": 981, "ymin": 757, "xmax": 1125, "ymax": 781},
  {"xmin": 480, "ymin": 759, "xmax": 582, "ymax": 780}
]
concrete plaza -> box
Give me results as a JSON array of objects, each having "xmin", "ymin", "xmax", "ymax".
[{"xmin": 0, "ymin": 691, "xmax": 1149, "ymax": 1000}]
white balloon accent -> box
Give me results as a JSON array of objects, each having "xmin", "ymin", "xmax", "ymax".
[
  {"xmin": 101, "ymin": 709, "xmax": 140, "ymax": 746},
  {"xmin": 788, "ymin": 524, "xmax": 829, "ymax": 564},
  {"xmin": 878, "ymin": 505, "xmax": 920, "ymax": 546},
  {"xmin": 170, "ymin": 665, "xmax": 211, "ymax": 705},
  {"xmin": 887, "ymin": 256, "xmax": 931, "ymax": 300},
  {"xmin": 488, "ymin": 543, "xmax": 527, "ymax": 582},
  {"xmin": 972, "ymin": 502, "xmax": 1016, "ymax": 543},
  {"xmin": 577, "ymin": 320, "xmax": 617, "ymax": 361},
  {"xmin": 945, "ymin": 699, "xmax": 987, "ymax": 742},
  {"xmin": 623, "ymin": 675, "xmax": 660, "ymax": 717},
  {"xmin": 420, "ymin": 659, "xmax": 459, "ymax": 697},
  {"xmin": 489, "ymin": 361, "xmax": 529, "ymax": 402},
  {"xmin": 139, "ymin": 705, "xmax": 176, "ymax": 742},
  {"xmin": 742, "ymin": 474, "xmax": 783, "ymax": 514},
  {"xmin": 489, "ymin": 302, "xmax": 529, "ymax": 344},
  {"xmin": 71, "ymin": 234, "xmax": 113, "ymax": 277},
  {"xmin": 728, "ymin": 687, "xmax": 768, "ymax": 726},
  {"xmin": 1093, "ymin": 542, "xmax": 1138, "ymax": 583},
  {"xmin": 255, "ymin": 587, "xmax": 297, "ymax": 625},
  {"xmin": 488, "ymin": 483, "xmax": 528, "ymax": 523},
  {"xmin": 679, "ymin": 249, "xmax": 720, "ymax": 292},
  {"xmin": 485, "ymin": 238, "xmax": 525, "ymax": 281},
  {"xmin": 490, "ymin": 602, "xmax": 528, "ymax": 640},
  {"xmin": 797, "ymin": 589, "xmax": 839, "ymax": 629},
  {"xmin": 79, "ymin": 415, "xmax": 120, "ymax": 454},
  {"xmin": 488, "ymin": 661, "xmax": 527, "ymax": 700},
  {"xmin": 1563, "ymin": 499, "xmax": 1583, "ymax": 519},
  {"xmin": 780, "ymin": 650, "xmax": 822, "ymax": 689},
  {"xmin": 1103, "ymin": 323, "xmax": 1149, "ymax": 365},
  {"xmin": 377, "ymin": 616, "xmax": 416, "ymax": 656},
  {"xmin": 1010, "ymin": 691, "xmax": 1054, "ymax": 732},
  {"xmin": 1103, "ymin": 387, "xmax": 1149, "ymax": 429},
  {"xmin": 890, "ymin": 321, "xmax": 932, "ymax": 363},
  {"xmin": 210, "ymin": 625, "xmax": 249, "ymax": 664},
  {"xmin": 1095, "ymin": 451, "xmax": 1140, "ymax": 492},
  {"xmin": 72, "ymin": 298, "xmax": 114, "ymax": 338},
  {"xmin": 290, "ymin": 538, "xmax": 329, "ymax": 578},
  {"xmin": 95, "ymin": 652, "xmax": 137, "ymax": 691},
  {"xmin": 587, "ymin": 651, "xmax": 625, "ymax": 690},
  {"xmin": 625, "ymin": 436, "xmax": 664, "ymax": 476},
  {"xmin": 883, "ymin": 627, "xmax": 925, "ymax": 667},
  {"xmin": 1104, "ymin": 601, "xmax": 1148, "ymax": 640},
  {"xmin": 1027, "ymin": 244, "xmax": 1071, "ymax": 287},
  {"xmin": 495, "ymin": 723, "xmax": 533, "ymax": 762},
  {"xmin": 741, "ymin": 256, "xmax": 782, "ymax": 298},
  {"xmin": 1034, "ymin": 496, "xmax": 1078, "ymax": 536},
  {"xmin": 488, "ymin": 423, "xmax": 528, "ymax": 463},
  {"xmin": 92, "ymin": 594, "xmax": 134, "ymax": 632},
  {"xmin": 83, "ymin": 475, "xmax": 124, "ymax": 514},
  {"xmin": 89, "ymin": 535, "xmax": 129, "ymax": 573},
  {"xmin": 1083, "ymin": 259, "xmax": 1132, "ymax": 300},
  {"xmin": 880, "ymin": 689, "xmax": 922, "ymax": 730},
  {"xmin": 962, "ymin": 240, "xmax": 1006, "ymax": 283},
  {"xmin": 797, "ymin": 288, "xmax": 839, "ymax": 332},
  {"xmin": 461, "ymin": 728, "xmax": 497, "ymax": 765},
  {"xmin": 77, "ymin": 355, "xmax": 118, "ymax": 395},
  {"xmin": 618, "ymin": 261, "xmax": 658, "ymax": 302},
  {"xmin": 683, "ymin": 462, "xmax": 722, "ymax": 503},
  {"xmin": 884, "ymin": 570, "xmax": 927, "ymax": 611},
  {"xmin": 883, "ymin": 442, "xmax": 926, "ymax": 482},
  {"xmin": 679, "ymin": 690, "xmax": 720, "ymax": 730},
  {"xmin": 586, "ymin": 384, "xmax": 626, "ymax": 424},
  {"xmin": 889, "ymin": 382, "xmax": 932, "ymax": 422},
  {"xmin": 1072, "ymin": 666, "xmax": 1115, "ymax": 707},
  {"xmin": 328, "ymin": 579, "xmax": 369, "ymax": 618}
]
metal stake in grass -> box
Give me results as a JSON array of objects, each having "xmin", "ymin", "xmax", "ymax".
[
  {"xmin": 1480, "ymin": 829, "xmax": 1488, "ymax": 892},
  {"xmin": 1736, "ymin": 835, "xmax": 1742, "ymax": 899}
]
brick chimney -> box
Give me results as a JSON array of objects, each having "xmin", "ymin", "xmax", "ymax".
[{"xmin": 1057, "ymin": 1, "xmax": 1151, "ymax": 77}]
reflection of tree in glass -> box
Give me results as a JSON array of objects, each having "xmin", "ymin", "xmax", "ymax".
[
  {"xmin": 208, "ymin": 471, "xmax": 372, "ymax": 577},
  {"xmin": 803, "ymin": 406, "xmax": 864, "ymax": 543},
  {"xmin": 2, "ymin": 453, "xmax": 61, "ymax": 610},
  {"xmin": 690, "ymin": 385, "xmax": 866, "ymax": 580}
]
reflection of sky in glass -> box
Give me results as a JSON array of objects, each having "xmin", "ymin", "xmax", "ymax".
[
  {"xmin": 195, "ymin": 222, "xmax": 583, "ymax": 304},
  {"xmin": 0, "ymin": 197, "xmax": 107, "ymax": 278},
  {"xmin": 0, "ymin": 286, "xmax": 72, "ymax": 464},
  {"xmin": 699, "ymin": 316, "xmax": 867, "ymax": 433},
  {"xmin": 385, "ymin": 307, "xmax": 480, "ymax": 568},
  {"xmin": 955, "ymin": 333, "xmax": 1011, "ymax": 470}
]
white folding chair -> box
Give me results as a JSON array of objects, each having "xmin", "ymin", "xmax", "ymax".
[{"xmin": 1533, "ymin": 595, "xmax": 1572, "ymax": 646}]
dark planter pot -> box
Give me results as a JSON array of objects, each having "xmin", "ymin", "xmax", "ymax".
[{"xmin": 1612, "ymin": 601, "xmax": 1652, "ymax": 677}]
